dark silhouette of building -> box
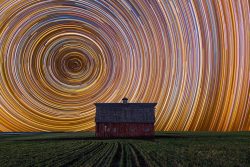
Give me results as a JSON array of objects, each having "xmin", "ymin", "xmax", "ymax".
[{"xmin": 95, "ymin": 98, "xmax": 157, "ymax": 138}]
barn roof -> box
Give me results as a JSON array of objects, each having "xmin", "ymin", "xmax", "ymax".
[{"xmin": 95, "ymin": 103, "xmax": 157, "ymax": 123}]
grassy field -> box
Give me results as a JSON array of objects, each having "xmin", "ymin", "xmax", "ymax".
[{"xmin": 0, "ymin": 132, "xmax": 249, "ymax": 167}]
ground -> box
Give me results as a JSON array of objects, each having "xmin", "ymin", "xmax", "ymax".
[{"xmin": 0, "ymin": 132, "xmax": 249, "ymax": 167}]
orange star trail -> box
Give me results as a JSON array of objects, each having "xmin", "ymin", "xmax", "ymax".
[{"xmin": 0, "ymin": 0, "xmax": 249, "ymax": 132}]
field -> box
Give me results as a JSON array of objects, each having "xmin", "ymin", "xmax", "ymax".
[{"xmin": 0, "ymin": 132, "xmax": 249, "ymax": 167}]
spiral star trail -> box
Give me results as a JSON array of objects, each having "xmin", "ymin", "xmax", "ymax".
[{"xmin": 0, "ymin": 0, "xmax": 249, "ymax": 132}]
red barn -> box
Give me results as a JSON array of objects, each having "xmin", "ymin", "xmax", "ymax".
[{"xmin": 95, "ymin": 98, "xmax": 157, "ymax": 138}]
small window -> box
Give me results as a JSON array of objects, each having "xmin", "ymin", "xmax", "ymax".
[{"xmin": 144, "ymin": 128, "xmax": 150, "ymax": 132}]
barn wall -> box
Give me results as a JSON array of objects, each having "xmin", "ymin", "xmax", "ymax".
[{"xmin": 96, "ymin": 123, "xmax": 154, "ymax": 138}]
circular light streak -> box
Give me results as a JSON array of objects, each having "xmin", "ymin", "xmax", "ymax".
[{"xmin": 0, "ymin": 0, "xmax": 249, "ymax": 131}]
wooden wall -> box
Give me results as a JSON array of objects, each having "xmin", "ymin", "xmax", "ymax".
[{"xmin": 96, "ymin": 123, "xmax": 154, "ymax": 138}]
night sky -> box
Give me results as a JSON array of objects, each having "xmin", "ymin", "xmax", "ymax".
[{"xmin": 0, "ymin": 0, "xmax": 249, "ymax": 131}]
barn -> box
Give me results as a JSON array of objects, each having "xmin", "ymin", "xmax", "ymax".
[{"xmin": 95, "ymin": 98, "xmax": 157, "ymax": 138}]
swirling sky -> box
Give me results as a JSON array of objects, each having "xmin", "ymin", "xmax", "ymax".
[{"xmin": 0, "ymin": 0, "xmax": 249, "ymax": 132}]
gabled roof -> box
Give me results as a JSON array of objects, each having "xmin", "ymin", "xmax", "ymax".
[{"xmin": 95, "ymin": 103, "xmax": 157, "ymax": 123}]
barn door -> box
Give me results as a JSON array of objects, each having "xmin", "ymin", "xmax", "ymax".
[{"xmin": 104, "ymin": 125, "xmax": 107, "ymax": 137}]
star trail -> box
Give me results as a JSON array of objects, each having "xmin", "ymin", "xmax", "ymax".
[{"xmin": 0, "ymin": 0, "xmax": 249, "ymax": 131}]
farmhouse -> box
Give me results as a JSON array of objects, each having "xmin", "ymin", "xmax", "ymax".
[{"xmin": 95, "ymin": 98, "xmax": 157, "ymax": 138}]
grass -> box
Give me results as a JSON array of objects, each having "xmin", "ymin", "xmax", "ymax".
[{"xmin": 0, "ymin": 132, "xmax": 249, "ymax": 167}]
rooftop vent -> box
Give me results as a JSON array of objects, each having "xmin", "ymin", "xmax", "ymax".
[{"xmin": 122, "ymin": 97, "xmax": 128, "ymax": 104}]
